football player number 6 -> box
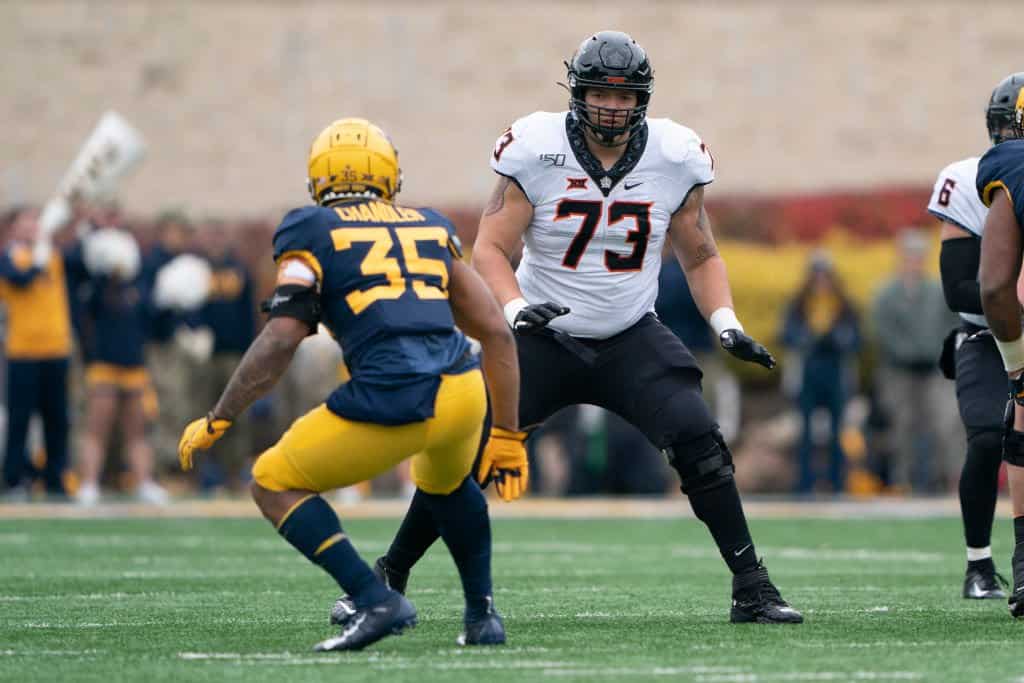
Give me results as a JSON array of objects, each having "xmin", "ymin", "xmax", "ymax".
[{"xmin": 331, "ymin": 226, "xmax": 450, "ymax": 315}]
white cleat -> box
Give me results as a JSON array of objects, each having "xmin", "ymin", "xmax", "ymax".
[
  {"xmin": 75, "ymin": 482, "xmax": 101, "ymax": 506},
  {"xmin": 137, "ymin": 480, "xmax": 169, "ymax": 505}
]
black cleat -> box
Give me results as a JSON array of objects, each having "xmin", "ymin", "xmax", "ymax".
[
  {"xmin": 963, "ymin": 563, "xmax": 1008, "ymax": 599},
  {"xmin": 730, "ymin": 561, "xmax": 803, "ymax": 624},
  {"xmin": 331, "ymin": 556, "xmax": 409, "ymax": 626},
  {"xmin": 456, "ymin": 597, "xmax": 506, "ymax": 646},
  {"xmin": 1010, "ymin": 550, "xmax": 1024, "ymax": 618},
  {"xmin": 314, "ymin": 591, "xmax": 417, "ymax": 652}
]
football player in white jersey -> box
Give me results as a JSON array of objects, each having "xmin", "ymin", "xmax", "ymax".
[
  {"xmin": 332, "ymin": 31, "xmax": 802, "ymax": 626},
  {"xmin": 934, "ymin": 72, "xmax": 1024, "ymax": 600}
]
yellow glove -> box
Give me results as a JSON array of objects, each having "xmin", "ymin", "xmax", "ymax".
[
  {"xmin": 178, "ymin": 413, "xmax": 232, "ymax": 471},
  {"xmin": 477, "ymin": 426, "xmax": 529, "ymax": 502}
]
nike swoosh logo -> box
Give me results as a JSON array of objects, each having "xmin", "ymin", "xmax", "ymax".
[
  {"xmin": 734, "ymin": 544, "xmax": 751, "ymax": 557},
  {"xmin": 623, "ymin": 182, "xmax": 643, "ymax": 190}
]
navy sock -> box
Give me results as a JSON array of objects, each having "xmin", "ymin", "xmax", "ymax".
[
  {"xmin": 419, "ymin": 477, "xmax": 494, "ymax": 621},
  {"xmin": 386, "ymin": 489, "xmax": 442, "ymax": 574},
  {"xmin": 277, "ymin": 495, "xmax": 390, "ymax": 608},
  {"xmin": 1015, "ymin": 516, "xmax": 1024, "ymax": 549},
  {"xmin": 687, "ymin": 480, "xmax": 758, "ymax": 575}
]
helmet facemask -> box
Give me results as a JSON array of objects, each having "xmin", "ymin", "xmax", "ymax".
[
  {"xmin": 564, "ymin": 31, "xmax": 654, "ymax": 147},
  {"xmin": 568, "ymin": 75, "xmax": 651, "ymax": 146}
]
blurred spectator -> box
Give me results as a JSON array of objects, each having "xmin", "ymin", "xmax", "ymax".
[
  {"xmin": 192, "ymin": 220, "xmax": 257, "ymax": 492},
  {"xmin": 75, "ymin": 210, "xmax": 167, "ymax": 505},
  {"xmin": 141, "ymin": 211, "xmax": 197, "ymax": 467},
  {"xmin": 780, "ymin": 251, "xmax": 861, "ymax": 494},
  {"xmin": 0, "ymin": 206, "xmax": 72, "ymax": 499},
  {"xmin": 870, "ymin": 230, "xmax": 960, "ymax": 492},
  {"xmin": 655, "ymin": 256, "xmax": 740, "ymax": 442}
]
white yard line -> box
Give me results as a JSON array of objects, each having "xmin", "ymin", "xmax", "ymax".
[
  {"xmin": 0, "ymin": 649, "xmax": 100, "ymax": 656},
  {"xmin": 0, "ymin": 496, "xmax": 1000, "ymax": 520}
]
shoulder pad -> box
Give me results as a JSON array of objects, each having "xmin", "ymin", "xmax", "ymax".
[
  {"xmin": 927, "ymin": 157, "xmax": 984, "ymax": 235},
  {"xmin": 935, "ymin": 156, "xmax": 979, "ymax": 186},
  {"xmin": 489, "ymin": 111, "xmax": 566, "ymax": 178},
  {"xmin": 412, "ymin": 206, "xmax": 463, "ymax": 258},
  {"xmin": 978, "ymin": 139, "xmax": 1024, "ymax": 207},
  {"xmin": 654, "ymin": 119, "xmax": 713, "ymax": 167},
  {"xmin": 647, "ymin": 119, "xmax": 714, "ymax": 211},
  {"xmin": 272, "ymin": 206, "xmax": 329, "ymax": 261}
]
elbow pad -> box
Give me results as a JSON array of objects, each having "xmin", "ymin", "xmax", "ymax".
[
  {"xmin": 261, "ymin": 284, "xmax": 320, "ymax": 329},
  {"xmin": 939, "ymin": 237, "xmax": 983, "ymax": 315}
]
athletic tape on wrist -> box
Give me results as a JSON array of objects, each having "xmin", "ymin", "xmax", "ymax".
[
  {"xmin": 709, "ymin": 307, "xmax": 744, "ymax": 337},
  {"xmin": 503, "ymin": 297, "xmax": 529, "ymax": 328},
  {"xmin": 995, "ymin": 335, "xmax": 1024, "ymax": 373}
]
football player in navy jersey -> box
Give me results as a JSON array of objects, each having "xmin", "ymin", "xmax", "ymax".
[
  {"xmin": 976, "ymin": 80, "xmax": 1024, "ymax": 617},
  {"xmin": 178, "ymin": 118, "xmax": 522, "ymax": 650}
]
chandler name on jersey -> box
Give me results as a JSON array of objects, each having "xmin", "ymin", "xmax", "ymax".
[
  {"xmin": 927, "ymin": 156, "xmax": 989, "ymax": 328},
  {"xmin": 492, "ymin": 111, "xmax": 714, "ymax": 339},
  {"xmin": 272, "ymin": 200, "xmax": 475, "ymax": 425}
]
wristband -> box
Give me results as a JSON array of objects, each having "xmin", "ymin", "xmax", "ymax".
[
  {"xmin": 503, "ymin": 297, "xmax": 529, "ymax": 328},
  {"xmin": 491, "ymin": 425, "xmax": 527, "ymax": 441},
  {"xmin": 709, "ymin": 307, "xmax": 744, "ymax": 336},
  {"xmin": 995, "ymin": 335, "xmax": 1024, "ymax": 373}
]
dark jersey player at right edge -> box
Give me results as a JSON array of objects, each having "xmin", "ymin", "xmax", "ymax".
[
  {"xmin": 333, "ymin": 31, "xmax": 802, "ymax": 626},
  {"xmin": 977, "ymin": 82, "xmax": 1024, "ymax": 617}
]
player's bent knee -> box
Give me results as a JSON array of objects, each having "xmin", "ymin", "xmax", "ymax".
[
  {"xmin": 1004, "ymin": 429, "xmax": 1024, "ymax": 466},
  {"xmin": 664, "ymin": 430, "xmax": 735, "ymax": 495},
  {"xmin": 251, "ymin": 450, "xmax": 291, "ymax": 493},
  {"xmin": 966, "ymin": 430, "xmax": 1002, "ymax": 464},
  {"xmin": 412, "ymin": 472, "xmax": 465, "ymax": 496}
]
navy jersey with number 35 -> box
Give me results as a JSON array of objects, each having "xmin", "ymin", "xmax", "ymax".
[
  {"xmin": 977, "ymin": 138, "xmax": 1024, "ymax": 230},
  {"xmin": 272, "ymin": 199, "xmax": 475, "ymax": 425}
]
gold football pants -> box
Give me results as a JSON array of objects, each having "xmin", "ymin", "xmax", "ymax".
[{"xmin": 252, "ymin": 369, "xmax": 485, "ymax": 495}]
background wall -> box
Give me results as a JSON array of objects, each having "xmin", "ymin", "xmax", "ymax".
[{"xmin": 2, "ymin": 1, "xmax": 1020, "ymax": 216}]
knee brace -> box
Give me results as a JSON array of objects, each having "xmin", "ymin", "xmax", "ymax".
[
  {"xmin": 1003, "ymin": 398, "xmax": 1024, "ymax": 467},
  {"xmin": 1005, "ymin": 430, "xmax": 1024, "ymax": 466},
  {"xmin": 663, "ymin": 430, "xmax": 734, "ymax": 495}
]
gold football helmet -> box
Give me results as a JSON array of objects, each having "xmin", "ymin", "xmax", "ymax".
[{"xmin": 307, "ymin": 118, "xmax": 403, "ymax": 204}]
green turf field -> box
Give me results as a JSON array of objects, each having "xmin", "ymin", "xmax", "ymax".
[{"xmin": 0, "ymin": 515, "xmax": 1020, "ymax": 682}]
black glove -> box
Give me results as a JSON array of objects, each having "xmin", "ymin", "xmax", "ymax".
[
  {"xmin": 720, "ymin": 329, "xmax": 776, "ymax": 369},
  {"xmin": 514, "ymin": 302, "xmax": 570, "ymax": 333}
]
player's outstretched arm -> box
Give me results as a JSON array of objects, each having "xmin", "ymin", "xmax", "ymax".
[
  {"xmin": 472, "ymin": 175, "xmax": 567, "ymax": 333},
  {"xmin": 473, "ymin": 176, "xmax": 533, "ymax": 307},
  {"xmin": 980, "ymin": 188, "xmax": 1024, "ymax": 518},
  {"xmin": 669, "ymin": 186, "xmax": 775, "ymax": 369},
  {"xmin": 980, "ymin": 189, "xmax": 1024, "ymax": 352},
  {"xmin": 449, "ymin": 258, "xmax": 529, "ymax": 501},
  {"xmin": 449, "ymin": 259, "xmax": 520, "ymax": 432},
  {"xmin": 178, "ymin": 316, "xmax": 308, "ymax": 470},
  {"xmin": 668, "ymin": 186, "xmax": 730, "ymax": 313}
]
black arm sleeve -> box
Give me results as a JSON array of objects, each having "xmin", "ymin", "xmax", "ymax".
[
  {"xmin": 260, "ymin": 284, "xmax": 320, "ymax": 333},
  {"xmin": 939, "ymin": 237, "xmax": 983, "ymax": 315}
]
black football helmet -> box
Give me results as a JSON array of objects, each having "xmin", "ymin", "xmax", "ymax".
[
  {"xmin": 566, "ymin": 31, "xmax": 654, "ymax": 145},
  {"xmin": 986, "ymin": 72, "xmax": 1024, "ymax": 144}
]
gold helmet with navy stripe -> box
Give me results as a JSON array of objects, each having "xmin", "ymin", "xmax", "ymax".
[
  {"xmin": 986, "ymin": 72, "xmax": 1024, "ymax": 144},
  {"xmin": 307, "ymin": 118, "xmax": 403, "ymax": 204}
]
